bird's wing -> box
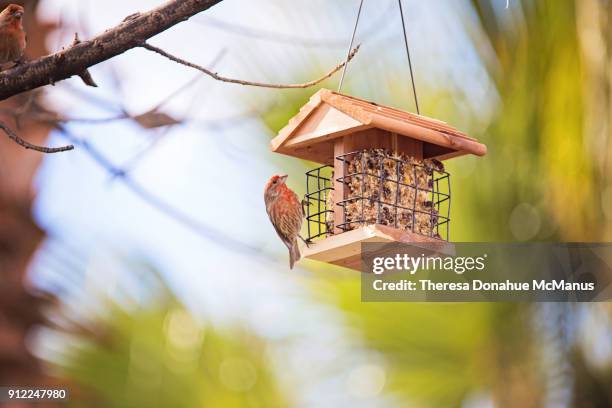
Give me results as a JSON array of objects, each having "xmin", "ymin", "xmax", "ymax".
[
  {"xmin": 271, "ymin": 220, "xmax": 293, "ymax": 250},
  {"xmin": 288, "ymin": 189, "xmax": 305, "ymax": 222}
]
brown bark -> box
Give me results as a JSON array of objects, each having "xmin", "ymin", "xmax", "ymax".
[{"xmin": 0, "ymin": 0, "xmax": 224, "ymax": 101}]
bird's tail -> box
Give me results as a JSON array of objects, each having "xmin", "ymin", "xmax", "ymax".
[{"xmin": 289, "ymin": 240, "xmax": 301, "ymax": 269}]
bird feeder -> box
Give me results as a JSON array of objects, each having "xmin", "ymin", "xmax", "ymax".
[{"xmin": 270, "ymin": 89, "xmax": 487, "ymax": 271}]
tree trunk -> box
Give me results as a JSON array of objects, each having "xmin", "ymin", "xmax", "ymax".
[{"xmin": 0, "ymin": 1, "xmax": 64, "ymax": 406}]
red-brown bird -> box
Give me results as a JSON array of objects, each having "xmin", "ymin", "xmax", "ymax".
[
  {"xmin": 264, "ymin": 174, "xmax": 304, "ymax": 269},
  {"xmin": 0, "ymin": 4, "xmax": 26, "ymax": 69}
]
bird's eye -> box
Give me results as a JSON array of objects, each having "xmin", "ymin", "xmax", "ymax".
[{"xmin": 272, "ymin": 179, "xmax": 277, "ymax": 184}]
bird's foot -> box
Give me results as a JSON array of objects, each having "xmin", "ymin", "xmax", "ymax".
[
  {"xmin": 299, "ymin": 235, "xmax": 312, "ymax": 248},
  {"xmin": 301, "ymin": 198, "xmax": 313, "ymax": 214}
]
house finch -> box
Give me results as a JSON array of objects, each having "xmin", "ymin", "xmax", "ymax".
[
  {"xmin": 264, "ymin": 174, "xmax": 304, "ymax": 269},
  {"xmin": 0, "ymin": 4, "xmax": 26, "ymax": 69}
]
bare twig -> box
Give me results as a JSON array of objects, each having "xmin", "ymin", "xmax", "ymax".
[
  {"xmin": 0, "ymin": 0, "xmax": 224, "ymax": 101},
  {"xmin": 141, "ymin": 43, "xmax": 361, "ymax": 89},
  {"xmin": 6, "ymin": 49, "xmax": 229, "ymax": 130},
  {"xmin": 0, "ymin": 122, "xmax": 74, "ymax": 153},
  {"xmin": 71, "ymin": 33, "xmax": 98, "ymax": 88}
]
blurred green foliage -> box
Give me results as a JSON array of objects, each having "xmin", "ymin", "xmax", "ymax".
[
  {"xmin": 55, "ymin": 288, "xmax": 287, "ymax": 408},
  {"xmin": 308, "ymin": 277, "xmax": 540, "ymax": 407},
  {"xmin": 460, "ymin": 0, "xmax": 605, "ymax": 241}
]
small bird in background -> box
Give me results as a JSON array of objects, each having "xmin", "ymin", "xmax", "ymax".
[
  {"xmin": 0, "ymin": 4, "xmax": 25, "ymax": 70},
  {"xmin": 264, "ymin": 174, "xmax": 305, "ymax": 269}
]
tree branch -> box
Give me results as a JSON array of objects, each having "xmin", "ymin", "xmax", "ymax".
[
  {"xmin": 0, "ymin": 122, "xmax": 74, "ymax": 153},
  {"xmin": 141, "ymin": 43, "xmax": 361, "ymax": 89},
  {"xmin": 0, "ymin": 0, "xmax": 224, "ymax": 101}
]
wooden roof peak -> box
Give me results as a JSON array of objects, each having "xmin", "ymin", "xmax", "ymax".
[{"xmin": 270, "ymin": 88, "xmax": 487, "ymax": 162}]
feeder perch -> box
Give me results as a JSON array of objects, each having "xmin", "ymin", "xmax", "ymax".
[{"xmin": 270, "ymin": 89, "xmax": 487, "ymax": 271}]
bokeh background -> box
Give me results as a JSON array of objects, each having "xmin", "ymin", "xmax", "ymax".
[{"xmin": 0, "ymin": 0, "xmax": 611, "ymax": 407}]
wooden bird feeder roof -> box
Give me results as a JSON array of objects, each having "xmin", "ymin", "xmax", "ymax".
[{"xmin": 270, "ymin": 88, "xmax": 487, "ymax": 164}]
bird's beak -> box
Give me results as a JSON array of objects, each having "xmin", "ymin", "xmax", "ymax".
[{"xmin": 279, "ymin": 175, "xmax": 288, "ymax": 183}]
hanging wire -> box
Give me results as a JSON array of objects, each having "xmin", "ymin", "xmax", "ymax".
[
  {"xmin": 339, "ymin": 0, "xmax": 420, "ymax": 115},
  {"xmin": 338, "ymin": 0, "xmax": 365, "ymax": 91},
  {"xmin": 398, "ymin": 0, "xmax": 420, "ymax": 114}
]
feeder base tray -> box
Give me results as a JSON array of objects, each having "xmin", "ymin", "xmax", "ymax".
[{"xmin": 303, "ymin": 224, "xmax": 454, "ymax": 272}]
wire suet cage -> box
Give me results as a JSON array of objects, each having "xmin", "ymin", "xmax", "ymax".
[{"xmin": 305, "ymin": 149, "xmax": 450, "ymax": 242}]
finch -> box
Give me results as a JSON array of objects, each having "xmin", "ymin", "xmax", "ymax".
[
  {"xmin": 264, "ymin": 174, "xmax": 304, "ymax": 269},
  {"xmin": 0, "ymin": 4, "xmax": 26, "ymax": 69}
]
